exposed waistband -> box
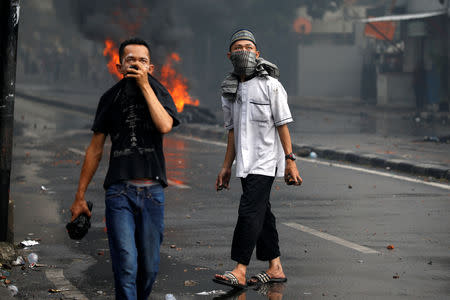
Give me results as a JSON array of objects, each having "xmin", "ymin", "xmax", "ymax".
[{"xmin": 125, "ymin": 179, "xmax": 160, "ymax": 187}]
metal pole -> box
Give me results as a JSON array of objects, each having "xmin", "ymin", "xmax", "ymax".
[
  {"xmin": 446, "ymin": 0, "xmax": 449, "ymax": 111},
  {"xmin": 0, "ymin": 0, "xmax": 20, "ymax": 242}
]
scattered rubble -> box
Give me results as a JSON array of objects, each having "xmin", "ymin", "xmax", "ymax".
[{"xmin": 184, "ymin": 280, "xmax": 198, "ymax": 287}]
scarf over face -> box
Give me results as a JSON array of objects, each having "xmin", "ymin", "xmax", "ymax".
[{"xmin": 221, "ymin": 56, "xmax": 280, "ymax": 101}]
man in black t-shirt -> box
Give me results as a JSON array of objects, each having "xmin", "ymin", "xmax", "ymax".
[{"xmin": 70, "ymin": 38, "xmax": 179, "ymax": 299}]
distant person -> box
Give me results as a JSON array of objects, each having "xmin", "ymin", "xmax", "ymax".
[
  {"xmin": 214, "ymin": 29, "xmax": 302, "ymax": 289},
  {"xmin": 413, "ymin": 63, "xmax": 426, "ymax": 112},
  {"xmin": 70, "ymin": 37, "xmax": 179, "ymax": 299}
]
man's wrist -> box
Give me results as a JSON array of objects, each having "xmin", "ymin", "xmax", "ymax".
[
  {"xmin": 75, "ymin": 190, "xmax": 85, "ymax": 199},
  {"xmin": 285, "ymin": 152, "xmax": 296, "ymax": 161}
]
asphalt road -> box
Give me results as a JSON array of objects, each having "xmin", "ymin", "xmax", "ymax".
[{"xmin": 5, "ymin": 95, "xmax": 450, "ymax": 299}]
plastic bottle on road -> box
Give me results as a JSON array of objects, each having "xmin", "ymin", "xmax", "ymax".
[
  {"xmin": 27, "ymin": 253, "xmax": 38, "ymax": 264},
  {"xmin": 165, "ymin": 294, "xmax": 176, "ymax": 300}
]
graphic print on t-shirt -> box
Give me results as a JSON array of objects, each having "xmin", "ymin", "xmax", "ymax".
[{"xmin": 111, "ymin": 87, "xmax": 156, "ymax": 158}]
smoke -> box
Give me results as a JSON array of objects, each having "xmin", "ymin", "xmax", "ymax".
[
  {"xmin": 54, "ymin": 0, "xmax": 188, "ymax": 64},
  {"xmin": 52, "ymin": 0, "xmax": 341, "ymax": 108}
]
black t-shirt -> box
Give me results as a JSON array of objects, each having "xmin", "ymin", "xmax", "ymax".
[{"xmin": 92, "ymin": 75, "xmax": 180, "ymax": 189}]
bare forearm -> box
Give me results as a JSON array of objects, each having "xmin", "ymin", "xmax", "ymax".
[
  {"xmin": 277, "ymin": 124, "xmax": 293, "ymax": 155},
  {"xmin": 223, "ymin": 129, "xmax": 236, "ymax": 169},
  {"xmin": 142, "ymin": 84, "xmax": 173, "ymax": 133},
  {"xmin": 76, "ymin": 147, "xmax": 102, "ymax": 198}
]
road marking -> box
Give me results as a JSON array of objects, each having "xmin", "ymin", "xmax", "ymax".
[
  {"xmin": 46, "ymin": 269, "xmax": 89, "ymax": 300},
  {"xmin": 67, "ymin": 147, "xmax": 191, "ymax": 189},
  {"xmin": 68, "ymin": 147, "xmax": 86, "ymax": 156},
  {"xmin": 283, "ymin": 222, "xmax": 379, "ymax": 254},
  {"xmin": 297, "ymin": 157, "xmax": 450, "ymax": 191}
]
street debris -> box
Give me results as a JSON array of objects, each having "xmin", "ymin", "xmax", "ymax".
[
  {"xmin": 423, "ymin": 135, "xmax": 450, "ymax": 143},
  {"xmin": 8, "ymin": 285, "xmax": 18, "ymax": 297},
  {"xmin": 427, "ymin": 261, "xmax": 432, "ymax": 265},
  {"xmin": 48, "ymin": 288, "xmax": 69, "ymax": 293},
  {"xmin": 393, "ymin": 273, "xmax": 400, "ymax": 279},
  {"xmin": 12, "ymin": 256, "xmax": 25, "ymax": 266},
  {"xmin": 309, "ymin": 151, "xmax": 317, "ymax": 159},
  {"xmin": 184, "ymin": 280, "xmax": 198, "ymax": 286},
  {"xmin": 27, "ymin": 253, "xmax": 38, "ymax": 264},
  {"xmin": 40, "ymin": 185, "xmax": 55, "ymax": 194},
  {"xmin": 194, "ymin": 267, "xmax": 209, "ymax": 271},
  {"xmin": 387, "ymin": 244, "xmax": 395, "ymax": 250},
  {"xmin": 357, "ymin": 260, "xmax": 364, "ymax": 263},
  {"xmin": 20, "ymin": 240, "xmax": 39, "ymax": 247},
  {"xmin": 165, "ymin": 293, "xmax": 177, "ymax": 300},
  {"xmin": 423, "ymin": 136, "xmax": 440, "ymax": 143},
  {"xmin": 196, "ymin": 289, "xmax": 227, "ymax": 296},
  {"xmin": 170, "ymin": 244, "xmax": 176, "ymax": 249},
  {"xmin": 348, "ymin": 184, "xmax": 352, "ymax": 189}
]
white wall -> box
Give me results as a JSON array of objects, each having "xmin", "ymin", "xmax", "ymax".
[
  {"xmin": 407, "ymin": 0, "xmax": 448, "ymax": 13},
  {"xmin": 297, "ymin": 44, "xmax": 363, "ymax": 98}
]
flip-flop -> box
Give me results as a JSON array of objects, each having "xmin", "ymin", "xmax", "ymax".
[
  {"xmin": 247, "ymin": 271, "xmax": 287, "ymax": 286},
  {"xmin": 212, "ymin": 271, "xmax": 247, "ymax": 289}
]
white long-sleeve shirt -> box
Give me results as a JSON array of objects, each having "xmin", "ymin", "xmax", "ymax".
[{"xmin": 222, "ymin": 76, "xmax": 293, "ymax": 178}]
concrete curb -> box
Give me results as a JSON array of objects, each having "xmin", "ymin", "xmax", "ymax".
[{"xmin": 174, "ymin": 124, "xmax": 450, "ymax": 181}]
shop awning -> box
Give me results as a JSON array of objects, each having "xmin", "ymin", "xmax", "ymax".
[{"xmin": 359, "ymin": 10, "xmax": 446, "ymax": 23}]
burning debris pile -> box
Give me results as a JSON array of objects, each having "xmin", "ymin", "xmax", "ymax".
[{"xmin": 178, "ymin": 105, "xmax": 217, "ymax": 125}]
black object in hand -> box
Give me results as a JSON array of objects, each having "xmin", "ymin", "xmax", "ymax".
[
  {"xmin": 286, "ymin": 175, "xmax": 297, "ymax": 185},
  {"xmin": 66, "ymin": 201, "xmax": 93, "ymax": 240},
  {"xmin": 217, "ymin": 184, "xmax": 226, "ymax": 191}
]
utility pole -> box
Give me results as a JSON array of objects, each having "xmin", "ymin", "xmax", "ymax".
[
  {"xmin": 446, "ymin": 0, "xmax": 449, "ymax": 112},
  {"xmin": 0, "ymin": 0, "xmax": 20, "ymax": 242}
]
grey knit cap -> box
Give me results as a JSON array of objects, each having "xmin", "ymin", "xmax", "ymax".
[{"xmin": 229, "ymin": 29, "xmax": 256, "ymax": 50}]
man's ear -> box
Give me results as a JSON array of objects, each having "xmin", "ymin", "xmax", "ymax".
[
  {"xmin": 148, "ymin": 64, "xmax": 155, "ymax": 75},
  {"xmin": 255, "ymin": 50, "xmax": 260, "ymax": 59},
  {"xmin": 116, "ymin": 64, "xmax": 124, "ymax": 75},
  {"xmin": 227, "ymin": 52, "xmax": 231, "ymax": 59}
]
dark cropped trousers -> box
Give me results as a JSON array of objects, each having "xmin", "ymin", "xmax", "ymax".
[{"xmin": 231, "ymin": 174, "xmax": 280, "ymax": 265}]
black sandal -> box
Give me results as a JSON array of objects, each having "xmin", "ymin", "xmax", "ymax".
[
  {"xmin": 248, "ymin": 271, "xmax": 287, "ymax": 286},
  {"xmin": 213, "ymin": 271, "xmax": 248, "ymax": 289}
]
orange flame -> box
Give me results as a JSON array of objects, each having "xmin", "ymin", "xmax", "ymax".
[
  {"xmin": 103, "ymin": 39, "xmax": 122, "ymax": 80},
  {"xmin": 160, "ymin": 52, "xmax": 199, "ymax": 112}
]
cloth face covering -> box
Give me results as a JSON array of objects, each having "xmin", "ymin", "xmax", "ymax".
[
  {"xmin": 230, "ymin": 50, "xmax": 258, "ymax": 77},
  {"xmin": 221, "ymin": 57, "xmax": 280, "ymax": 101}
]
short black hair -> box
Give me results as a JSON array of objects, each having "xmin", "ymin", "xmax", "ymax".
[{"xmin": 118, "ymin": 38, "xmax": 152, "ymax": 63}]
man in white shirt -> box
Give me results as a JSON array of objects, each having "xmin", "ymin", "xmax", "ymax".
[{"xmin": 214, "ymin": 29, "xmax": 302, "ymax": 289}]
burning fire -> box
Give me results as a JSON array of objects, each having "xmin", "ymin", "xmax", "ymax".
[
  {"xmin": 103, "ymin": 40, "xmax": 199, "ymax": 113},
  {"xmin": 103, "ymin": 39, "xmax": 122, "ymax": 79},
  {"xmin": 159, "ymin": 53, "xmax": 200, "ymax": 112}
]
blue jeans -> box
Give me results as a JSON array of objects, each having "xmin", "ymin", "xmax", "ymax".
[{"xmin": 105, "ymin": 182, "xmax": 164, "ymax": 300}]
